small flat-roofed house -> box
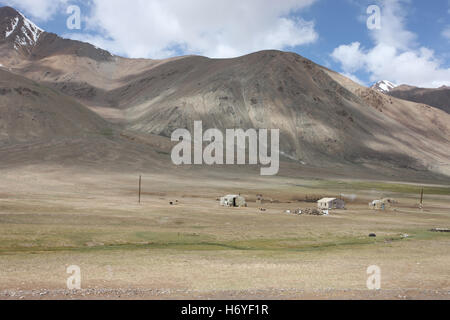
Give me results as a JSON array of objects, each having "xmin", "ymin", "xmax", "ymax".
[
  {"xmin": 317, "ymin": 198, "xmax": 345, "ymax": 210},
  {"xmin": 369, "ymin": 200, "xmax": 385, "ymax": 210},
  {"xmin": 220, "ymin": 195, "xmax": 247, "ymax": 208},
  {"xmin": 369, "ymin": 198, "xmax": 395, "ymax": 210}
]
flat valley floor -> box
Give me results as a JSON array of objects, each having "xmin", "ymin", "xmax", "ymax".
[{"xmin": 0, "ymin": 165, "xmax": 449, "ymax": 300}]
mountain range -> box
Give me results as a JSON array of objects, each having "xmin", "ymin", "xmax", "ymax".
[
  {"xmin": 1, "ymin": 6, "xmax": 449, "ymax": 179},
  {"xmin": 387, "ymin": 85, "xmax": 450, "ymax": 114},
  {"xmin": 371, "ymin": 80, "xmax": 450, "ymax": 114}
]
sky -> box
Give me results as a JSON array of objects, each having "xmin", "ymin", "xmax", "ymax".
[{"xmin": 1, "ymin": 0, "xmax": 449, "ymax": 88}]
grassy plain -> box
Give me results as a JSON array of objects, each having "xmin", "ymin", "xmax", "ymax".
[{"xmin": 0, "ymin": 166, "xmax": 449, "ymax": 299}]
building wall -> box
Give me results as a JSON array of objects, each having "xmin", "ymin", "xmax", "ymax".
[
  {"xmin": 318, "ymin": 201, "xmax": 332, "ymax": 209},
  {"xmin": 220, "ymin": 196, "xmax": 246, "ymax": 207},
  {"xmin": 235, "ymin": 196, "xmax": 247, "ymax": 207},
  {"xmin": 333, "ymin": 199, "xmax": 345, "ymax": 209},
  {"xmin": 318, "ymin": 199, "xmax": 345, "ymax": 209}
]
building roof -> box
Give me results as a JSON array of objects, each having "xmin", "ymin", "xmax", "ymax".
[{"xmin": 318, "ymin": 198, "xmax": 337, "ymax": 203}]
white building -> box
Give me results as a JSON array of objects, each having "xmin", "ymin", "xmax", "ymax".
[
  {"xmin": 220, "ymin": 195, "xmax": 247, "ymax": 208},
  {"xmin": 317, "ymin": 198, "xmax": 345, "ymax": 210}
]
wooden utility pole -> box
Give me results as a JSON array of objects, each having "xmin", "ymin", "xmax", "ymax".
[{"xmin": 138, "ymin": 175, "xmax": 142, "ymax": 204}]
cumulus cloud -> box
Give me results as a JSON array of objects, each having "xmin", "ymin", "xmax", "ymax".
[
  {"xmin": 330, "ymin": 42, "xmax": 366, "ymax": 73},
  {"xmin": 0, "ymin": 0, "xmax": 69, "ymax": 21},
  {"xmin": 331, "ymin": 0, "xmax": 450, "ymax": 88},
  {"xmin": 66, "ymin": 0, "xmax": 318, "ymax": 59}
]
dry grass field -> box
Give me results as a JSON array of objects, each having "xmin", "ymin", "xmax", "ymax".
[
  {"xmin": 0, "ymin": 165, "xmax": 449, "ymax": 300},
  {"xmin": 1, "ymin": 5, "xmax": 449, "ymax": 302}
]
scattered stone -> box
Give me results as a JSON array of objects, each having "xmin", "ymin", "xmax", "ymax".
[{"xmin": 302, "ymin": 208, "xmax": 323, "ymax": 216}]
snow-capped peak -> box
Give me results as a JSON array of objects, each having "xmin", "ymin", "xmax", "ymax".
[
  {"xmin": 15, "ymin": 11, "xmax": 44, "ymax": 47},
  {"xmin": 20, "ymin": 11, "xmax": 44, "ymax": 42},
  {"xmin": 1, "ymin": 8, "xmax": 44, "ymax": 51},
  {"xmin": 371, "ymin": 80, "xmax": 397, "ymax": 93}
]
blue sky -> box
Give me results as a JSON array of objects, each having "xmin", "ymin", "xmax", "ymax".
[{"xmin": 1, "ymin": 0, "xmax": 449, "ymax": 87}]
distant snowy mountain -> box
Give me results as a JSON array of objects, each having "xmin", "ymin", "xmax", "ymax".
[
  {"xmin": 370, "ymin": 79, "xmax": 449, "ymax": 113},
  {"xmin": 371, "ymin": 80, "xmax": 397, "ymax": 93},
  {"xmin": 0, "ymin": 6, "xmax": 112, "ymax": 61},
  {"xmin": 0, "ymin": 6, "xmax": 43, "ymax": 53}
]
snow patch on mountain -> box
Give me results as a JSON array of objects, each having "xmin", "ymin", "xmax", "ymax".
[
  {"xmin": 2, "ymin": 9, "xmax": 44, "ymax": 52},
  {"xmin": 371, "ymin": 80, "xmax": 397, "ymax": 93},
  {"xmin": 5, "ymin": 16, "xmax": 19, "ymax": 38},
  {"xmin": 21, "ymin": 12, "xmax": 43, "ymax": 42}
]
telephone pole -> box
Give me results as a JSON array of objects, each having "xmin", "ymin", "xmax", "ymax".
[{"xmin": 138, "ymin": 175, "xmax": 142, "ymax": 204}]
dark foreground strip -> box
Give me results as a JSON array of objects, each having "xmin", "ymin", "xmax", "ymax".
[{"xmin": 0, "ymin": 300, "xmax": 447, "ymax": 319}]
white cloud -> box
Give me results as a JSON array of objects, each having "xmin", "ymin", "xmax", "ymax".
[
  {"xmin": 331, "ymin": 0, "xmax": 450, "ymax": 88},
  {"xmin": 341, "ymin": 72, "xmax": 366, "ymax": 86},
  {"xmin": 0, "ymin": 0, "xmax": 69, "ymax": 21},
  {"xmin": 67, "ymin": 0, "xmax": 318, "ymax": 59},
  {"xmin": 331, "ymin": 42, "xmax": 366, "ymax": 73},
  {"xmin": 443, "ymin": 26, "xmax": 450, "ymax": 41},
  {"xmin": 369, "ymin": 0, "xmax": 416, "ymax": 50}
]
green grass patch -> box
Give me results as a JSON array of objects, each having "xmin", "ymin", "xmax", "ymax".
[{"xmin": 0, "ymin": 232, "xmax": 426, "ymax": 255}]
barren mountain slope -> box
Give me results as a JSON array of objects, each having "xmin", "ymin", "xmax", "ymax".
[
  {"xmin": 0, "ymin": 7, "xmax": 180, "ymax": 104},
  {"xmin": 0, "ymin": 68, "xmax": 109, "ymax": 144},
  {"xmin": 387, "ymin": 85, "xmax": 450, "ymax": 114},
  {"xmin": 98, "ymin": 50, "xmax": 450, "ymax": 175},
  {"xmin": 325, "ymin": 70, "xmax": 450, "ymax": 176},
  {"xmin": 0, "ymin": 67, "xmax": 177, "ymax": 172},
  {"xmin": 1, "ymin": 6, "xmax": 449, "ymax": 177}
]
